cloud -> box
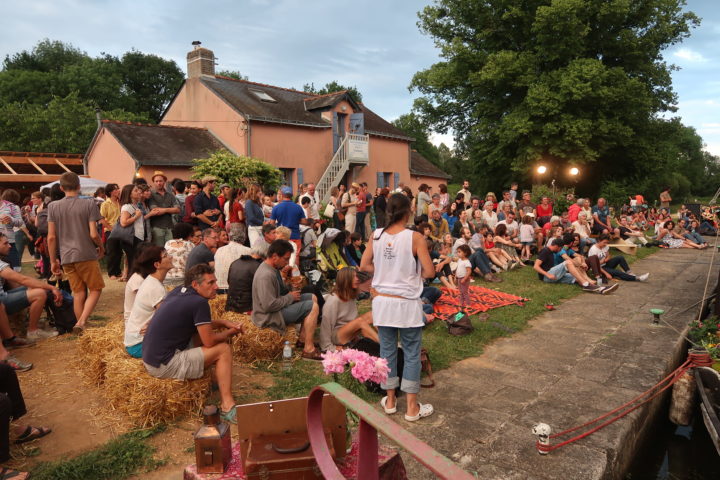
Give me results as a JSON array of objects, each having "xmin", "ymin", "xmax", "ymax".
[
  {"xmin": 430, "ymin": 131, "xmax": 455, "ymax": 149},
  {"xmin": 672, "ymin": 48, "xmax": 708, "ymax": 63}
]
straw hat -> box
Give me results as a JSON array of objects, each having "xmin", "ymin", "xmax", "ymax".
[{"xmin": 151, "ymin": 170, "xmax": 167, "ymax": 181}]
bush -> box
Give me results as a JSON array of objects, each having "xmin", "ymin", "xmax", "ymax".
[
  {"xmin": 192, "ymin": 150, "xmax": 282, "ymax": 190},
  {"xmin": 530, "ymin": 183, "xmax": 575, "ymax": 213}
]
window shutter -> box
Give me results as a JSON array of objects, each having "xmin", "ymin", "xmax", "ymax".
[
  {"xmin": 297, "ymin": 168, "xmax": 304, "ymax": 186},
  {"xmin": 394, "ymin": 172, "xmax": 400, "ymax": 189},
  {"xmin": 376, "ymin": 172, "xmax": 384, "ymax": 188},
  {"xmin": 349, "ymin": 113, "xmax": 365, "ymax": 135}
]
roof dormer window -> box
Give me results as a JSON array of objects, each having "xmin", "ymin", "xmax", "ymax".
[{"xmin": 249, "ymin": 89, "xmax": 277, "ymax": 103}]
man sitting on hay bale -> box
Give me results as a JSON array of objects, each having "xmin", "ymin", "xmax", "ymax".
[
  {"xmin": 142, "ymin": 263, "xmax": 243, "ymax": 424},
  {"xmin": 251, "ymin": 240, "xmax": 322, "ymax": 360}
]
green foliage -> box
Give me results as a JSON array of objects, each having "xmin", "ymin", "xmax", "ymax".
[
  {"xmin": 410, "ymin": 0, "xmax": 707, "ymax": 197},
  {"xmin": 391, "ymin": 112, "xmax": 442, "ymax": 166},
  {"xmin": 302, "ymin": 81, "xmax": 363, "ymax": 103},
  {"xmin": 31, "ymin": 426, "xmax": 165, "ymax": 480},
  {"xmin": 217, "ymin": 70, "xmax": 249, "ymax": 80},
  {"xmin": 530, "ymin": 183, "xmax": 575, "ymax": 213},
  {"xmin": 192, "ymin": 150, "xmax": 282, "ymax": 190},
  {"xmin": 598, "ymin": 180, "xmax": 631, "ymax": 210},
  {"xmin": 688, "ymin": 317, "xmax": 719, "ymax": 345}
]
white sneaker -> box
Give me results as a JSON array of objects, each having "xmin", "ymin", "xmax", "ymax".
[
  {"xmin": 637, "ymin": 273, "xmax": 650, "ymax": 282},
  {"xmin": 27, "ymin": 329, "xmax": 59, "ymax": 341}
]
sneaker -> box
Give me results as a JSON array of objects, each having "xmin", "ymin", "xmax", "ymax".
[
  {"xmin": 601, "ymin": 283, "xmax": 619, "ymax": 294},
  {"xmin": 582, "ymin": 283, "xmax": 602, "ymax": 293},
  {"xmin": 27, "ymin": 329, "xmax": 59, "ymax": 341},
  {"xmin": 3, "ymin": 356, "xmax": 32, "ymax": 372},
  {"xmin": 490, "ymin": 273, "xmax": 503, "ymax": 283},
  {"xmin": 2, "ymin": 336, "xmax": 34, "ymax": 350},
  {"xmin": 637, "ymin": 273, "xmax": 650, "ymax": 282}
]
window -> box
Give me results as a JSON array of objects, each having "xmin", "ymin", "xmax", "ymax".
[{"xmin": 249, "ymin": 89, "xmax": 277, "ymax": 103}]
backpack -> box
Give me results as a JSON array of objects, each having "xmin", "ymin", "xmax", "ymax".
[
  {"xmin": 448, "ymin": 311, "xmax": 474, "ymax": 336},
  {"xmin": 45, "ymin": 290, "xmax": 77, "ymax": 334}
]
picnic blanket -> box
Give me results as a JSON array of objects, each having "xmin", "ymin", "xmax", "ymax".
[{"xmin": 432, "ymin": 286, "xmax": 528, "ymax": 321}]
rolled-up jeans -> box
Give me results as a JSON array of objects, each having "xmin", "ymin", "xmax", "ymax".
[
  {"xmin": 470, "ymin": 250, "xmax": 492, "ymax": 275},
  {"xmin": 377, "ymin": 326, "xmax": 422, "ymax": 394}
]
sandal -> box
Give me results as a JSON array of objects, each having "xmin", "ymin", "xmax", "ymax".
[
  {"xmin": 404, "ymin": 403, "xmax": 434, "ymax": 422},
  {"xmin": 15, "ymin": 425, "xmax": 52, "ymax": 444},
  {"xmin": 300, "ymin": 349, "xmax": 323, "ymax": 361},
  {"xmin": 219, "ymin": 407, "xmax": 237, "ymax": 425},
  {"xmin": 72, "ymin": 325, "xmax": 85, "ymax": 336},
  {"xmin": 380, "ymin": 396, "xmax": 397, "ymax": 414},
  {"xmin": 0, "ymin": 467, "xmax": 29, "ymax": 479},
  {"xmin": 295, "ymin": 340, "xmax": 320, "ymax": 350}
]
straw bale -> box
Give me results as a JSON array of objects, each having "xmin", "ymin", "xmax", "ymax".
[
  {"xmin": 76, "ymin": 318, "xmax": 211, "ymax": 427},
  {"xmin": 209, "ymin": 294, "xmax": 227, "ymax": 321},
  {"xmin": 225, "ymin": 312, "xmax": 298, "ymax": 363}
]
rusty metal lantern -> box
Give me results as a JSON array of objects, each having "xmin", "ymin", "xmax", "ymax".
[{"xmin": 194, "ymin": 405, "xmax": 232, "ymax": 474}]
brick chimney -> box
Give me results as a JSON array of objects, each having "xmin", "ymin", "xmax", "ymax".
[{"xmin": 187, "ymin": 42, "xmax": 215, "ymax": 78}]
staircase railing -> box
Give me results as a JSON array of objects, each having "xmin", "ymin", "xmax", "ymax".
[
  {"xmin": 306, "ymin": 382, "xmax": 474, "ymax": 480},
  {"xmin": 317, "ymin": 135, "xmax": 350, "ymax": 205}
]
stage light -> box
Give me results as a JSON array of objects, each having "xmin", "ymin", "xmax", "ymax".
[
  {"xmin": 537, "ymin": 165, "xmax": 547, "ymax": 174},
  {"xmin": 569, "ymin": 167, "xmax": 579, "ymax": 176}
]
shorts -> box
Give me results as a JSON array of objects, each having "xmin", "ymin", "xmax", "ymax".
[
  {"xmin": 543, "ymin": 263, "xmax": 576, "ymax": 284},
  {"xmin": 0, "ymin": 287, "xmax": 29, "ymax": 315},
  {"xmin": 125, "ymin": 343, "xmax": 143, "ymax": 359},
  {"xmin": 281, "ymin": 293, "xmax": 313, "ymax": 325},
  {"xmin": 521, "ymin": 241, "xmax": 534, "ymax": 246},
  {"xmin": 143, "ymin": 346, "xmax": 205, "ymax": 380},
  {"xmin": 63, "ymin": 260, "xmax": 105, "ymax": 292}
]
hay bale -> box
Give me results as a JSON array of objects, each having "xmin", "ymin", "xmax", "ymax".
[
  {"xmin": 225, "ymin": 312, "xmax": 298, "ymax": 363},
  {"xmin": 209, "ymin": 294, "xmax": 227, "ymax": 321},
  {"xmin": 77, "ymin": 319, "xmax": 124, "ymax": 385},
  {"xmin": 76, "ymin": 319, "xmax": 211, "ymax": 427}
]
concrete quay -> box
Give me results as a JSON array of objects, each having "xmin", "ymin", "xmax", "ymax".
[{"xmin": 399, "ymin": 247, "xmax": 718, "ymax": 479}]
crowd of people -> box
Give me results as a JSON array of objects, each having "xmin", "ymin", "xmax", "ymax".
[{"xmin": 0, "ymin": 169, "xmax": 715, "ymax": 478}]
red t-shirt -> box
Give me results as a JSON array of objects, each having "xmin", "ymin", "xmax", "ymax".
[
  {"xmin": 356, "ymin": 192, "xmax": 367, "ymax": 213},
  {"xmin": 537, "ymin": 203, "xmax": 553, "ymax": 217},
  {"xmin": 229, "ymin": 200, "xmax": 244, "ymax": 224}
]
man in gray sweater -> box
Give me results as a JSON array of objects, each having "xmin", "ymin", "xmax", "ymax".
[{"xmin": 251, "ymin": 240, "xmax": 321, "ymax": 360}]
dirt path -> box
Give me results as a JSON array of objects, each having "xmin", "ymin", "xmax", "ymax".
[{"xmin": 9, "ymin": 266, "xmax": 272, "ymax": 476}]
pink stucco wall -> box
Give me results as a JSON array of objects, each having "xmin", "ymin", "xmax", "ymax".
[
  {"xmin": 86, "ymin": 129, "xmax": 137, "ymax": 185},
  {"xmin": 407, "ymin": 175, "xmax": 450, "ymax": 193},
  {"xmin": 161, "ymin": 78, "xmax": 247, "ymax": 155}
]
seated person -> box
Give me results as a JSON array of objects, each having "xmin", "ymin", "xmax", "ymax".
[
  {"xmin": 273, "ymin": 226, "xmax": 297, "ymax": 268},
  {"xmin": 675, "ymin": 219, "xmax": 707, "ymax": 248},
  {"xmin": 0, "ymin": 305, "xmax": 32, "ymax": 371},
  {"xmin": 572, "ymin": 212, "xmax": 596, "ymax": 253},
  {"xmin": 657, "ymin": 220, "xmax": 704, "ymax": 249},
  {"xmin": 0, "ymin": 233, "xmax": 61, "ymax": 342},
  {"xmin": 533, "ymin": 239, "xmax": 616, "ymax": 294},
  {"xmin": 428, "ymin": 209, "xmax": 449, "ymax": 243},
  {"xmin": 164, "ymin": 223, "xmax": 195, "ymax": 287},
  {"xmin": 299, "ymin": 219, "xmax": 318, "ymax": 260},
  {"xmin": 618, "ymin": 216, "xmax": 648, "ymax": 246},
  {"xmin": 214, "ymin": 225, "xmax": 252, "ymax": 294},
  {"xmin": 316, "ymin": 229, "xmax": 349, "ymax": 278},
  {"xmin": 345, "ymin": 232, "xmax": 365, "ymax": 267},
  {"xmin": 252, "ymin": 223, "xmax": 277, "ymax": 252},
  {"xmin": 185, "ymin": 228, "xmax": 217, "ymax": 271},
  {"xmin": 0, "ymin": 359, "xmax": 52, "ymax": 479},
  {"xmin": 319, "ymin": 267, "xmax": 378, "ymax": 352},
  {"xmin": 586, "ymin": 234, "xmax": 649, "ymax": 282},
  {"xmin": 124, "ymin": 245, "xmax": 173, "ymax": 358},
  {"xmin": 251, "ymin": 240, "xmax": 321, "ymax": 360},
  {"xmin": 124, "ymin": 242, "xmax": 154, "ymax": 320},
  {"xmin": 432, "ymin": 242, "xmax": 457, "ymax": 290},
  {"xmin": 484, "ymin": 231, "xmax": 514, "ymax": 270},
  {"xmin": 226, "ymin": 243, "xmax": 267, "ymax": 314},
  {"xmin": 142, "ymin": 264, "xmax": 243, "ymax": 424}
]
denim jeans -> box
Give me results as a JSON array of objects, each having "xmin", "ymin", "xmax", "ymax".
[
  {"xmin": 377, "ymin": 326, "xmax": 422, "ymax": 394},
  {"xmin": 5, "ymin": 243, "xmax": 20, "ymax": 270},
  {"xmin": 470, "ymin": 250, "xmax": 492, "ymax": 275},
  {"xmin": 684, "ymin": 232, "xmax": 705, "ymax": 245},
  {"xmin": 355, "ymin": 211, "xmax": 366, "ymax": 239}
]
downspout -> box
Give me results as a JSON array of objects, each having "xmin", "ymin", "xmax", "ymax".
[{"xmin": 246, "ymin": 118, "xmax": 252, "ymax": 157}]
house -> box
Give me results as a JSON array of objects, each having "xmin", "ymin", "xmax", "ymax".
[{"xmin": 85, "ymin": 44, "xmax": 449, "ymax": 200}]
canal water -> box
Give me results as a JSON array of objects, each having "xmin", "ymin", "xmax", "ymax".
[{"xmin": 626, "ymin": 403, "xmax": 720, "ymax": 479}]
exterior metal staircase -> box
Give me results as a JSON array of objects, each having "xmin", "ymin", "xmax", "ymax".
[{"xmin": 318, "ymin": 134, "xmax": 368, "ymax": 204}]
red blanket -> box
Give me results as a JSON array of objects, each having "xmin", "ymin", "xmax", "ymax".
[{"xmin": 432, "ymin": 286, "xmax": 528, "ymax": 321}]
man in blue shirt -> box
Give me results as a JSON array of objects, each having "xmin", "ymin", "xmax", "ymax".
[
  {"xmin": 270, "ymin": 187, "xmax": 305, "ymax": 240},
  {"xmin": 591, "ymin": 198, "xmax": 613, "ymax": 235},
  {"xmin": 142, "ymin": 263, "xmax": 243, "ymax": 423},
  {"xmin": 193, "ymin": 176, "xmax": 221, "ymax": 230}
]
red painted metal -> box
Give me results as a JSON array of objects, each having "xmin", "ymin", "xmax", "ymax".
[{"xmin": 307, "ymin": 382, "xmax": 474, "ymax": 480}]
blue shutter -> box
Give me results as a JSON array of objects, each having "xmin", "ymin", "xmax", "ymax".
[
  {"xmin": 297, "ymin": 168, "xmax": 304, "ymax": 186},
  {"xmin": 394, "ymin": 172, "xmax": 400, "ymax": 189},
  {"xmin": 376, "ymin": 172, "xmax": 384, "ymax": 188},
  {"xmin": 349, "ymin": 113, "xmax": 364, "ymax": 135}
]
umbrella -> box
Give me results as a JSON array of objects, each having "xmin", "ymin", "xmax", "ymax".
[{"xmin": 41, "ymin": 177, "xmax": 109, "ymax": 196}]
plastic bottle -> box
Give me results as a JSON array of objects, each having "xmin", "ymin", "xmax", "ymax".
[{"xmin": 282, "ymin": 341, "xmax": 292, "ymax": 371}]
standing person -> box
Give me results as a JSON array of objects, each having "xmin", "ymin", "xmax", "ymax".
[
  {"xmin": 328, "ymin": 186, "xmax": 342, "ymax": 229},
  {"xmin": 362, "ymin": 183, "xmax": 373, "ymax": 239},
  {"xmin": 360, "ymin": 193, "xmax": 435, "ymax": 422},
  {"xmin": 341, "ymin": 186, "xmax": 358, "ymax": 234},
  {"xmin": 416, "ymin": 184, "xmax": 431, "ymax": 223},
  {"xmin": 194, "ymin": 176, "xmax": 222, "ymax": 231},
  {"xmin": 100, "ymin": 183, "xmax": 122, "ymax": 279},
  {"xmin": 118, "ymin": 184, "xmax": 146, "ymax": 274},
  {"xmin": 245, "ymin": 184, "xmax": 265, "ymax": 247},
  {"xmin": 438, "ymin": 184, "xmax": 449, "ymax": 210},
  {"xmin": 299, "ymin": 183, "xmax": 320, "ymax": 220},
  {"xmin": 47, "ymin": 172, "xmax": 105, "ymax": 334},
  {"xmin": 659, "ymin": 187, "xmax": 672, "ymax": 212},
  {"xmin": 457, "ymin": 180, "xmax": 472, "ymax": 205},
  {"xmin": 226, "ymin": 188, "xmax": 246, "ymax": 242},
  {"xmin": 183, "ymin": 181, "xmax": 201, "ymax": 225},
  {"xmin": 172, "ymin": 180, "xmax": 186, "ymax": 224},
  {"xmin": 270, "ymin": 187, "xmax": 305, "ymax": 252},
  {"xmin": 354, "ymin": 183, "xmax": 368, "ymax": 239},
  {"xmin": 147, "ymin": 172, "xmax": 180, "ymax": 246},
  {"xmin": 0, "ymin": 191, "xmax": 26, "ymax": 272},
  {"xmin": 455, "ymin": 245, "xmax": 472, "ymax": 312}
]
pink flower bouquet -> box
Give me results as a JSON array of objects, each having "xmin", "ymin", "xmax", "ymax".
[{"xmin": 321, "ymin": 348, "xmax": 389, "ymax": 400}]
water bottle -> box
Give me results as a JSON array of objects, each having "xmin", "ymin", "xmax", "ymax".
[{"xmin": 282, "ymin": 341, "xmax": 292, "ymax": 371}]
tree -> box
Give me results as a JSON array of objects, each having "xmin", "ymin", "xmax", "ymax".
[
  {"xmin": 302, "ymin": 81, "xmax": 363, "ymax": 103},
  {"xmin": 192, "ymin": 150, "xmax": 282, "ymax": 190},
  {"xmin": 217, "ymin": 70, "xmax": 248, "ymax": 81},
  {"xmin": 410, "ymin": 0, "xmax": 702, "ymax": 196},
  {"xmin": 391, "ymin": 113, "xmax": 442, "ymax": 166},
  {"xmin": 119, "ymin": 50, "xmax": 185, "ymax": 121}
]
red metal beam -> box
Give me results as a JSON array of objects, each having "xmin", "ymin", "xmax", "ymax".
[{"xmin": 307, "ymin": 382, "xmax": 475, "ymax": 480}]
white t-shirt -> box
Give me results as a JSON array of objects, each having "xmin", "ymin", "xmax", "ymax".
[
  {"xmin": 120, "ymin": 204, "xmax": 144, "ymax": 240},
  {"xmin": 588, "ymin": 244, "xmax": 609, "ymax": 261},
  {"xmin": 497, "ymin": 219, "xmax": 519, "ymax": 237},
  {"xmin": 123, "ymin": 273, "xmax": 144, "ymax": 321},
  {"xmin": 214, "ymin": 242, "xmax": 252, "ymax": 289},
  {"xmin": 455, "ymin": 258, "xmax": 472, "ymax": 279},
  {"xmin": 124, "ymin": 275, "xmax": 167, "ymax": 347}
]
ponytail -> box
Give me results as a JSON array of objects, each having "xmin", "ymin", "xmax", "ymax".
[{"xmin": 374, "ymin": 193, "xmax": 411, "ymax": 240}]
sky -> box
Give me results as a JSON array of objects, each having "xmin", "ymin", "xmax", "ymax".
[{"xmin": 1, "ymin": 0, "xmax": 718, "ymax": 155}]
